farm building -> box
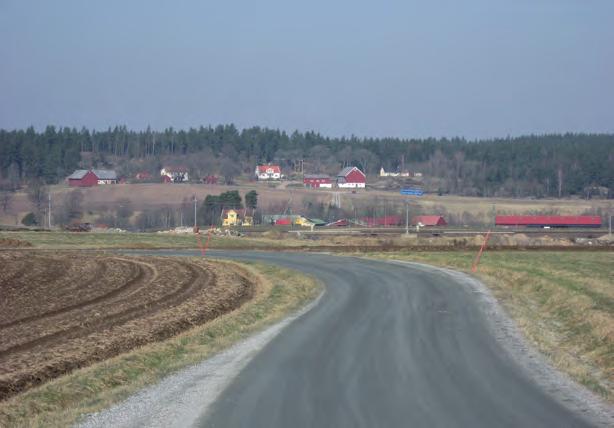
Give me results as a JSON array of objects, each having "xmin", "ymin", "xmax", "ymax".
[
  {"xmin": 255, "ymin": 165, "xmax": 281, "ymax": 180},
  {"xmin": 95, "ymin": 170, "xmax": 119, "ymax": 184},
  {"xmin": 67, "ymin": 169, "xmax": 118, "ymax": 187},
  {"xmin": 379, "ymin": 167, "xmax": 411, "ymax": 177},
  {"xmin": 68, "ymin": 170, "xmax": 98, "ymax": 187},
  {"xmin": 161, "ymin": 166, "xmax": 189, "ymax": 183},
  {"xmin": 262, "ymin": 214, "xmax": 305, "ymax": 226},
  {"xmin": 412, "ymin": 215, "xmax": 447, "ymax": 227},
  {"xmin": 222, "ymin": 209, "xmax": 252, "ymax": 227},
  {"xmin": 202, "ymin": 175, "xmax": 218, "ymax": 184},
  {"xmin": 360, "ymin": 216, "xmax": 403, "ymax": 227},
  {"xmin": 327, "ymin": 219, "xmax": 349, "ymax": 227},
  {"xmin": 135, "ymin": 171, "xmax": 152, "ymax": 181},
  {"xmin": 303, "ymin": 174, "xmax": 333, "ymax": 189},
  {"xmin": 495, "ymin": 215, "xmax": 601, "ymax": 228},
  {"xmin": 336, "ymin": 166, "xmax": 366, "ymax": 188}
]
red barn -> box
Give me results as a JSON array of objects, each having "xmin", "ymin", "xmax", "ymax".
[
  {"xmin": 412, "ymin": 215, "xmax": 447, "ymax": 226},
  {"xmin": 336, "ymin": 166, "xmax": 366, "ymax": 188},
  {"xmin": 135, "ymin": 171, "xmax": 152, "ymax": 181},
  {"xmin": 67, "ymin": 170, "xmax": 99, "ymax": 187},
  {"xmin": 495, "ymin": 215, "xmax": 601, "ymax": 228},
  {"xmin": 202, "ymin": 175, "xmax": 218, "ymax": 184},
  {"xmin": 361, "ymin": 216, "xmax": 403, "ymax": 226},
  {"xmin": 303, "ymin": 174, "xmax": 333, "ymax": 189}
]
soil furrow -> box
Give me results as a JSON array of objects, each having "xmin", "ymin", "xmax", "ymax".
[
  {"xmin": 0, "ymin": 259, "xmax": 150, "ymax": 330},
  {"xmin": 0, "ymin": 251, "xmax": 254, "ymax": 401}
]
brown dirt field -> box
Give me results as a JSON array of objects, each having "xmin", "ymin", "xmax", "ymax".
[
  {"xmin": 0, "ymin": 251, "xmax": 255, "ymax": 401},
  {"xmin": 0, "ymin": 238, "xmax": 32, "ymax": 248}
]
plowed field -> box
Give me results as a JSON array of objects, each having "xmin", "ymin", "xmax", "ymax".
[{"xmin": 0, "ymin": 251, "xmax": 255, "ymax": 400}]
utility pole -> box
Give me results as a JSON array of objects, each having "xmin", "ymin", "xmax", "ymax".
[
  {"xmin": 405, "ymin": 201, "xmax": 409, "ymax": 235},
  {"xmin": 193, "ymin": 196, "xmax": 197, "ymax": 229},
  {"xmin": 48, "ymin": 192, "xmax": 52, "ymax": 229}
]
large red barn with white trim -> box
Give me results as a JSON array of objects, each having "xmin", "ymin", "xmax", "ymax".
[
  {"xmin": 495, "ymin": 215, "xmax": 601, "ymax": 228},
  {"xmin": 336, "ymin": 166, "xmax": 366, "ymax": 188},
  {"xmin": 304, "ymin": 174, "xmax": 333, "ymax": 189}
]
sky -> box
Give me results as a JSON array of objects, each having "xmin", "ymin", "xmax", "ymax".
[{"xmin": 1, "ymin": 0, "xmax": 613, "ymax": 139}]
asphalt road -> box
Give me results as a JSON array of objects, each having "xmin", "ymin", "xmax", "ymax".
[{"xmin": 178, "ymin": 250, "xmax": 595, "ymax": 428}]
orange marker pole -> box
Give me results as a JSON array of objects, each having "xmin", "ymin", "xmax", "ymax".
[
  {"xmin": 471, "ymin": 230, "xmax": 492, "ymax": 272},
  {"xmin": 201, "ymin": 227, "xmax": 213, "ymax": 256},
  {"xmin": 195, "ymin": 230, "xmax": 207, "ymax": 257}
]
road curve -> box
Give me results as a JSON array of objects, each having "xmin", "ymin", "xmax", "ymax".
[
  {"xmin": 197, "ymin": 251, "xmax": 600, "ymax": 428},
  {"xmin": 108, "ymin": 250, "xmax": 604, "ymax": 427}
]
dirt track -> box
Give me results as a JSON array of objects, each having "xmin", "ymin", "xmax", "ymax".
[{"xmin": 0, "ymin": 251, "xmax": 255, "ymax": 400}]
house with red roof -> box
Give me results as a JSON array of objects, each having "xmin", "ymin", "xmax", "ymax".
[
  {"xmin": 411, "ymin": 215, "xmax": 447, "ymax": 227},
  {"xmin": 255, "ymin": 165, "xmax": 281, "ymax": 180}
]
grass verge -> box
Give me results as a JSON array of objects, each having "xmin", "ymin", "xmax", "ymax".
[
  {"xmin": 366, "ymin": 251, "xmax": 614, "ymax": 402},
  {"xmin": 0, "ymin": 261, "xmax": 321, "ymax": 427}
]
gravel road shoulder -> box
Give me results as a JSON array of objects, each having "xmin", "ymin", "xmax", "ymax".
[{"xmin": 389, "ymin": 260, "xmax": 614, "ymax": 428}]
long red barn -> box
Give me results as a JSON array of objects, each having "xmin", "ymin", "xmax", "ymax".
[{"xmin": 495, "ymin": 215, "xmax": 601, "ymax": 228}]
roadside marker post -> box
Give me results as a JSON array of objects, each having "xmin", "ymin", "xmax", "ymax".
[
  {"xmin": 400, "ymin": 188, "xmax": 423, "ymax": 235},
  {"xmin": 195, "ymin": 227, "xmax": 213, "ymax": 257},
  {"xmin": 471, "ymin": 230, "xmax": 492, "ymax": 272}
]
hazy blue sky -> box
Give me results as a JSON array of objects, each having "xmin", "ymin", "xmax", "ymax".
[{"xmin": 1, "ymin": 0, "xmax": 613, "ymax": 138}]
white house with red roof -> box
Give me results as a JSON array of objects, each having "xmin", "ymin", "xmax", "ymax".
[
  {"xmin": 255, "ymin": 164, "xmax": 281, "ymax": 180},
  {"xmin": 336, "ymin": 166, "xmax": 366, "ymax": 188}
]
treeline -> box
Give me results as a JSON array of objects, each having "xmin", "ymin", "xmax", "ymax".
[{"xmin": 1, "ymin": 125, "xmax": 613, "ymax": 197}]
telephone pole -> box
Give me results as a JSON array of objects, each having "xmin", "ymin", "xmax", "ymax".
[
  {"xmin": 405, "ymin": 201, "xmax": 409, "ymax": 235},
  {"xmin": 193, "ymin": 196, "xmax": 197, "ymax": 229},
  {"xmin": 48, "ymin": 192, "xmax": 52, "ymax": 229}
]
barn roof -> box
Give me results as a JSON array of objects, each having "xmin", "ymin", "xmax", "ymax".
[
  {"xmin": 67, "ymin": 169, "xmax": 90, "ymax": 180},
  {"xmin": 495, "ymin": 215, "xmax": 601, "ymax": 226},
  {"xmin": 337, "ymin": 166, "xmax": 365, "ymax": 177},
  {"xmin": 92, "ymin": 170, "xmax": 117, "ymax": 180},
  {"xmin": 306, "ymin": 218, "xmax": 327, "ymax": 226},
  {"xmin": 163, "ymin": 166, "xmax": 189, "ymax": 173},
  {"xmin": 257, "ymin": 165, "xmax": 281, "ymax": 173},
  {"xmin": 304, "ymin": 174, "xmax": 331, "ymax": 180}
]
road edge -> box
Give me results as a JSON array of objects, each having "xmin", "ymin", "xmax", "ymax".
[
  {"xmin": 77, "ymin": 286, "xmax": 326, "ymax": 428},
  {"xmin": 388, "ymin": 260, "xmax": 614, "ymax": 428}
]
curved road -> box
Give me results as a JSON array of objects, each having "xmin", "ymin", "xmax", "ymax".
[
  {"xmin": 204, "ymin": 251, "xmax": 598, "ymax": 427},
  {"xmin": 108, "ymin": 250, "xmax": 600, "ymax": 427}
]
